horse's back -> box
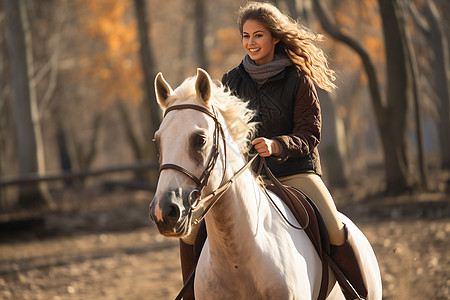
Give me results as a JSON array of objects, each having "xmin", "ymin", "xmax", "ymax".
[
  {"xmin": 258, "ymin": 196, "xmax": 382, "ymax": 299},
  {"xmin": 267, "ymin": 189, "xmax": 383, "ymax": 299}
]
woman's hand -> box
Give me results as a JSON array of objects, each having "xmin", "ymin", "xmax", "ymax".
[{"xmin": 251, "ymin": 137, "xmax": 281, "ymax": 157}]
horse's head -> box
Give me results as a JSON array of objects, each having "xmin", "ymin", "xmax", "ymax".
[{"xmin": 149, "ymin": 69, "xmax": 227, "ymax": 239}]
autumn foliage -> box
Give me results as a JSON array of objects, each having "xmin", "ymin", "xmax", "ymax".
[{"xmin": 75, "ymin": 0, "xmax": 142, "ymax": 105}]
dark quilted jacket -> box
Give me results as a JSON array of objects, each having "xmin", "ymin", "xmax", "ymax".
[{"xmin": 222, "ymin": 62, "xmax": 323, "ymax": 177}]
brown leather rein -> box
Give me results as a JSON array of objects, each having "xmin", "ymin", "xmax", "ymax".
[{"xmin": 159, "ymin": 104, "xmax": 259, "ymax": 225}]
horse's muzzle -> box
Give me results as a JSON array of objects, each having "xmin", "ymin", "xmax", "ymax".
[{"xmin": 149, "ymin": 189, "xmax": 191, "ymax": 237}]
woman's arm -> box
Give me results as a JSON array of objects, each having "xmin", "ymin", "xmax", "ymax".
[{"xmin": 272, "ymin": 75, "xmax": 321, "ymax": 162}]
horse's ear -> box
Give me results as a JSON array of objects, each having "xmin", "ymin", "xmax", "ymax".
[
  {"xmin": 155, "ymin": 72, "xmax": 173, "ymax": 109},
  {"xmin": 195, "ymin": 68, "xmax": 212, "ymax": 104}
]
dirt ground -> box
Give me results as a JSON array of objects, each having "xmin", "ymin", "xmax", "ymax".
[{"xmin": 0, "ymin": 170, "xmax": 449, "ymax": 300}]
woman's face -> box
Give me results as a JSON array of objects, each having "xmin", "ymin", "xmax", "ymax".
[{"xmin": 242, "ymin": 19, "xmax": 279, "ymax": 65}]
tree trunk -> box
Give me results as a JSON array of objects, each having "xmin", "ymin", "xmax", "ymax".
[
  {"xmin": 318, "ymin": 90, "xmax": 349, "ymax": 187},
  {"xmin": 424, "ymin": 2, "xmax": 450, "ymax": 169},
  {"xmin": 401, "ymin": 2, "xmax": 428, "ymax": 189},
  {"xmin": 297, "ymin": 0, "xmax": 312, "ymax": 25},
  {"xmin": 284, "ymin": 0, "xmax": 298, "ymax": 21},
  {"xmin": 117, "ymin": 100, "xmax": 150, "ymax": 181},
  {"xmin": 194, "ymin": 0, "xmax": 208, "ymax": 70},
  {"xmin": 176, "ymin": 5, "xmax": 189, "ymax": 83},
  {"xmin": 133, "ymin": 0, "xmax": 160, "ymax": 145},
  {"xmin": 133, "ymin": 0, "xmax": 160, "ymax": 183},
  {"xmin": 4, "ymin": 0, "xmax": 53, "ymax": 209},
  {"xmin": 378, "ymin": 0, "xmax": 411, "ymax": 193}
]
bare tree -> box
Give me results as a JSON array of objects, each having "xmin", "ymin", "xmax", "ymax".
[
  {"xmin": 378, "ymin": 0, "xmax": 412, "ymax": 192},
  {"xmin": 319, "ymin": 90, "xmax": 350, "ymax": 187},
  {"xmin": 132, "ymin": 0, "xmax": 160, "ymax": 182},
  {"xmin": 3, "ymin": 0, "xmax": 53, "ymax": 209},
  {"xmin": 411, "ymin": 1, "xmax": 450, "ymax": 169},
  {"xmin": 313, "ymin": 0, "xmax": 412, "ymax": 193},
  {"xmin": 401, "ymin": 1, "xmax": 429, "ymax": 189}
]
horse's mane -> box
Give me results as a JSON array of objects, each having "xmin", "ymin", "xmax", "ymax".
[{"xmin": 165, "ymin": 76, "xmax": 258, "ymax": 153}]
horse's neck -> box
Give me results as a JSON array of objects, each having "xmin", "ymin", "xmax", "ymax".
[
  {"xmin": 199, "ymin": 137, "xmax": 324, "ymax": 299},
  {"xmin": 203, "ymin": 115, "xmax": 272, "ymax": 265},
  {"xmin": 204, "ymin": 157, "xmax": 269, "ymax": 263}
]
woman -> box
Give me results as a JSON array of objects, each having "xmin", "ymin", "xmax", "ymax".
[
  {"xmin": 221, "ymin": 2, "xmax": 367, "ymax": 299},
  {"xmin": 180, "ymin": 2, "xmax": 367, "ymax": 299}
]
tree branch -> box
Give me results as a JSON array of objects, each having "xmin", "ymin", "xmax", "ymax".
[
  {"xmin": 408, "ymin": 2, "xmax": 430, "ymax": 35},
  {"xmin": 312, "ymin": 0, "xmax": 386, "ymax": 130}
]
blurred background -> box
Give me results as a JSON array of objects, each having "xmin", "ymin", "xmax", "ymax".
[{"xmin": 0, "ymin": 0, "xmax": 449, "ymax": 299}]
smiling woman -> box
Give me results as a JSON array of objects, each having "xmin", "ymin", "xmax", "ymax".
[{"xmin": 242, "ymin": 19, "xmax": 279, "ymax": 65}]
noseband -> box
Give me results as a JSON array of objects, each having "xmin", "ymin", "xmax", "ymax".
[{"xmin": 159, "ymin": 104, "xmax": 258, "ymax": 224}]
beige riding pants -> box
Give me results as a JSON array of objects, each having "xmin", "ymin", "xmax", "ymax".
[{"xmin": 276, "ymin": 173, "xmax": 346, "ymax": 246}]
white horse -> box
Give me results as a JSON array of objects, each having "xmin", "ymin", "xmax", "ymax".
[{"xmin": 149, "ymin": 69, "xmax": 382, "ymax": 300}]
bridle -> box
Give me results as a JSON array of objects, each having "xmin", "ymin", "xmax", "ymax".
[
  {"xmin": 159, "ymin": 104, "xmax": 259, "ymax": 225},
  {"xmin": 160, "ymin": 104, "xmax": 226, "ymax": 209}
]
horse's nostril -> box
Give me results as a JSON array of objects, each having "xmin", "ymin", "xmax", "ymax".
[{"xmin": 166, "ymin": 203, "xmax": 180, "ymax": 222}]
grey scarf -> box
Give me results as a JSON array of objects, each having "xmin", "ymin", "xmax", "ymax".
[{"xmin": 243, "ymin": 54, "xmax": 292, "ymax": 85}]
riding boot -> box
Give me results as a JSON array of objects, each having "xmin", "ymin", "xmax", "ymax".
[
  {"xmin": 178, "ymin": 221, "xmax": 207, "ymax": 300},
  {"xmin": 330, "ymin": 224, "xmax": 368, "ymax": 300},
  {"xmin": 179, "ymin": 240, "xmax": 196, "ymax": 300}
]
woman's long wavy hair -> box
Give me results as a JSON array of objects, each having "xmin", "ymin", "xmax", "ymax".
[{"xmin": 238, "ymin": 2, "xmax": 336, "ymax": 91}]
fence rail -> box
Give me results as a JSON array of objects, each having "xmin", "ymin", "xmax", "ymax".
[{"xmin": 0, "ymin": 161, "xmax": 159, "ymax": 187}]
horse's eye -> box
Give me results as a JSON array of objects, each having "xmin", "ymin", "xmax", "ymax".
[
  {"xmin": 191, "ymin": 133, "xmax": 207, "ymax": 149},
  {"xmin": 196, "ymin": 136, "xmax": 207, "ymax": 146}
]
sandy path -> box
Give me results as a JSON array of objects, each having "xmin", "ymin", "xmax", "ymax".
[{"xmin": 0, "ymin": 188, "xmax": 448, "ymax": 300}]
